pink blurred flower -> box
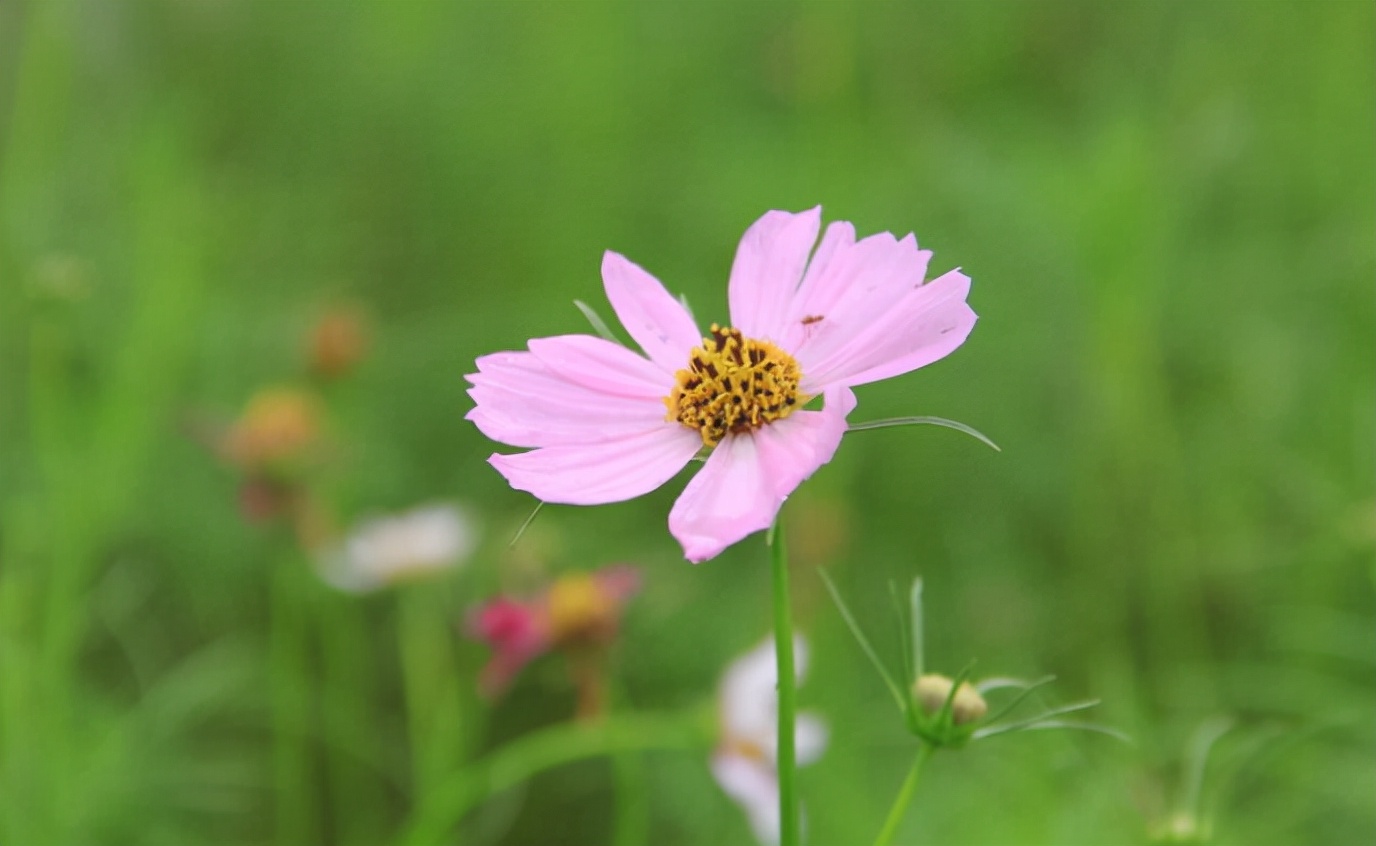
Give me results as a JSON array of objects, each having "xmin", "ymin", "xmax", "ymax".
[
  {"xmin": 468, "ymin": 565, "xmax": 641, "ymax": 698},
  {"xmin": 712, "ymin": 637, "xmax": 827, "ymax": 845},
  {"xmin": 470, "ymin": 598, "xmax": 550, "ymax": 696},
  {"xmin": 467, "ymin": 207, "xmax": 976, "ymax": 562}
]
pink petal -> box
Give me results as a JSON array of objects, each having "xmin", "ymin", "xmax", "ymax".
[
  {"xmin": 750, "ymin": 387, "xmax": 855, "ymax": 504},
  {"xmin": 800, "ymin": 270, "xmax": 976, "ymax": 391},
  {"xmin": 527, "ymin": 334, "xmax": 672, "ymax": 398},
  {"xmin": 601, "ymin": 251, "xmax": 702, "ymax": 374},
  {"xmin": 710, "ymin": 752, "xmax": 782, "ymax": 846},
  {"xmin": 728, "ymin": 208, "xmax": 821, "ymax": 342},
  {"xmin": 467, "ymin": 351, "xmax": 674, "ymax": 448},
  {"xmin": 777, "ymin": 220, "xmax": 855, "ymax": 351},
  {"xmin": 592, "ymin": 564, "xmax": 642, "ymax": 605},
  {"xmin": 668, "ymin": 434, "xmax": 775, "ymax": 563},
  {"xmin": 668, "ymin": 389, "xmax": 853, "ymax": 562},
  {"xmin": 489, "ymin": 425, "xmax": 701, "ymax": 506},
  {"xmin": 785, "ymin": 231, "xmax": 933, "ymax": 374}
]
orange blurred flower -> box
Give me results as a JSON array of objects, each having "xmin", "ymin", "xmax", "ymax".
[
  {"xmin": 220, "ymin": 386, "xmax": 324, "ymax": 474},
  {"xmin": 307, "ymin": 306, "xmax": 370, "ymax": 379}
]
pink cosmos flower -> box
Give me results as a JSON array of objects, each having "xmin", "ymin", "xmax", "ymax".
[{"xmin": 467, "ymin": 207, "xmax": 976, "ymax": 562}]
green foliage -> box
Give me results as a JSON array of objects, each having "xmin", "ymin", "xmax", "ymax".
[{"xmin": 1, "ymin": 1, "xmax": 1372, "ymax": 844}]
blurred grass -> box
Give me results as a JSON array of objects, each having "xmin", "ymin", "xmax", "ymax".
[{"xmin": 1, "ymin": 1, "xmax": 1372, "ymax": 844}]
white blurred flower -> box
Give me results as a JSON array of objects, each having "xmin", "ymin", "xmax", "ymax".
[
  {"xmin": 711, "ymin": 637, "xmax": 828, "ymax": 846},
  {"xmin": 320, "ymin": 503, "xmax": 477, "ymax": 593}
]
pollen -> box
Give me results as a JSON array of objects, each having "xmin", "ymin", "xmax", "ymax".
[{"xmin": 665, "ymin": 325, "xmax": 806, "ymax": 447}]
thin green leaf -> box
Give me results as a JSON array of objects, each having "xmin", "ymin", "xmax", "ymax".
[
  {"xmin": 940, "ymin": 662, "xmax": 978, "ymax": 731},
  {"xmin": 846, "ymin": 416, "xmax": 1001, "ymax": 451},
  {"xmin": 573, "ymin": 300, "xmax": 618, "ymax": 342},
  {"xmin": 509, "ymin": 500, "xmax": 545, "ymax": 547},
  {"xmin": 1182, "ymin": 717, "xmax": 1235, "ymax": 821},
  {"xmin": 979, "ymin": 675, "xmax": 1058, "ymax": 725},
  {"xmin": 975, "ymin": 676, "xmax": 1051, "ymax": 695},
  {"xmin": 889, "ymin": 581, "xmax": 915, "ymax": 687},
  {"xmin": 818, "ymin": 569, "xmax": 906, "ymax": 710},
  {"xmin": 972, "ymin": 699, "xmax": 1101, "ymax": 740},
  {"xmin": 1200, "ymin": 723, "xmax": 1288, "ymax": 834},
  {"xmin": 1002, "ymin": 720, "xmax": 1134, "ymax": 744},
  {"xmin": 909, "ymin": 578, "xmax": 926, "ymax": 680}
]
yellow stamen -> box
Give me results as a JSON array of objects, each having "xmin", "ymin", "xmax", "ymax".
[{"xmin": 665, "ymin": 325, "xmax": 806, "ymax": 447}]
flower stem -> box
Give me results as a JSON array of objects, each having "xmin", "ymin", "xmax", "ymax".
[
  {"xmin": 398, "ymin": 586, "xmax": 465, "ymax": 801},
  {"xmin": 610, "ymin": 683, "xmax": 649, "ymax": 846},
  {"xmin": 770, "ymin": 515, "xmax": 799, "ymax": 846},
  {"xmin": 872, "ymin": 743, "xmax": 935, "ymax": 846},
  {"xmin": 270, "ymin": 561, "xmax": 319, "ymax": 846}
]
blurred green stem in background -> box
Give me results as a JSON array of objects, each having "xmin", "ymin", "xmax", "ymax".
[
  {"xmin": 397, "ymin": 710, "xmax": 712, "ymax": 846},
  {"xmin": 770, "ymin": 515, "xmax": 800, "ymax": 846},
  {"xmin": 872, "ymin": 743, "xmax": 935, "ymax": 846},
  {"xmin": 611, "ymin": 682, "xmax": 650, "ymax": 846},
  {"xmin": 398, "ymin": 585, "xmax": 468, "ymax": 802},
  {"xmin": 318, "ymin": 595, "xmax": 389, "ymax": 846},
  {"xmin": 270, "ymin": 561, "xmax": 320, "ymax": 846},
  {"xmin": 2, "ymin": 1, "xmax": 209, "ymax": 833},
  {"xmin": 1, "ymin": 2, "xmax": 1372, "ymax": 843}
]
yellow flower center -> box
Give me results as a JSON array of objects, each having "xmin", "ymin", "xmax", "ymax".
[
  {"xmin": 546, "ymin": 574, "xmax": 616, "ymax": 643},
  {"xmin": 224, "ymin": 388, "xmax": 321, "ymax": 467},
  {"xmin": 723, "ymin": 736, "xmax": 768, "ymax": 762},
  {"xmin": 665, "ymin": 325, "xmax": 806, "ymax": 447}
]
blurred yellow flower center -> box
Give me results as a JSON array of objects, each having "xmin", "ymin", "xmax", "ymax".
[
  {"xmin": 224, "ymin": 387, "xmax": 321, "ymax": 467},
  {"xmin": 546, "ymin": 574, "xmax": 615, "ymax": 642},
  {"xmin": 723, "ymin": 736, "xmax": 768, "ymax": 762},
  {"xmin": 665, "ymin": 325, "xmax": 805, "ymax": 447}
]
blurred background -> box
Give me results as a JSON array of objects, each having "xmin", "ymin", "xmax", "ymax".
[{"xmin": 1, "ymin": 2, "xmax": 1372, "ymax": 844}]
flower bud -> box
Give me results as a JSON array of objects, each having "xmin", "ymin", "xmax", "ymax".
[
  {"xmin": 307, "ymin": 306, "xmax": 369, "ymax": 379},
  {"xmin": 914, "ymin": 673, "xmax": 988, "ymax": 725},
  {"xmin": 221, "ymin": 387, "xmax": 322, "ymax": 471}
]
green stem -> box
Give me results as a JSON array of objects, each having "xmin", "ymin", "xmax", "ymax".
[
  {"xmin": 270, "ymin": 562, "xmax": 318, "ymax": 846},
  {"xmin": 398, "ymin": 587, "xmax": 464, "ymax": 801},
  {"xmin": 318, "ymin": 597, "xmax": 386, "ymax": 845},
  {"xmin": 397, "ymin": 711, "xmax": 709, "ymax": 846},
  {"xmin": 770, "ymin": 516, "xmax": 799, "ymax": 846},
  {"xmin": 610, "ymin": 683, "xmax": 649, "ymax": 846},
  {"xmin": 872, "ymin": 744, "xmax": 935, "ymax": 846}
]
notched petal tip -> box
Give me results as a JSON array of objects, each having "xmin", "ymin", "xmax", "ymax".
[{"xmin": 730, "ymin": 208, "xmax": 824, "ymax": 341}]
